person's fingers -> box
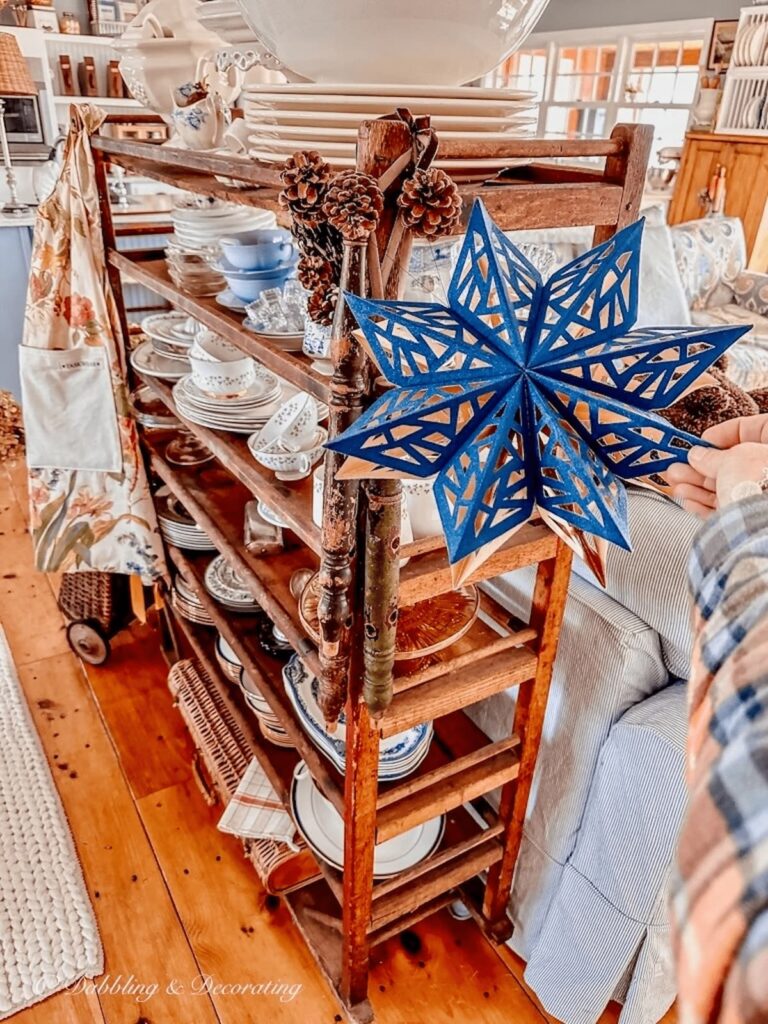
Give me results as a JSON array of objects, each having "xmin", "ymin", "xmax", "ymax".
[
  {"xmin": 672, "ymin": 482, "xmax": 718, "ymax": 509},
  {"xmin": 688, "ymin": 445, "xmax": 727, "ymax": 478},
  {"xmin": 681, "ymin": 497, "xmax": 716, "ymax": 519},
  {"xmin": 665, "ymin": 462, "xmax": 710, "ymax": 489},
  {"xmin": 702, "ymin": 413, "xmax": 768, "ymax": 447}
]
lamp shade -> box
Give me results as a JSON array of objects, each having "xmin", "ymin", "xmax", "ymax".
[{"xmin": 0, "ymin": 33, "xmax": 37, "ymax": 95}]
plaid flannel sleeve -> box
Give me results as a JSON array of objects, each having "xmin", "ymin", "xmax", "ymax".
[{"xmin": 671, "ymin": 494, "xmax": 768, "ymax": 1024}]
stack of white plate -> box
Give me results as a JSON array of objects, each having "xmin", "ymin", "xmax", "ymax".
[
  {"xmin": 156, "ymin": 488, "xmax": 216, "ymax": 552},
  {"xmin": 168, "ymin": 199, "xmax": 277, "ymax": 295},
  {"xmin": 130, "ymin": 311, "xmax": 196, "ymax": 381},
  {"xmin": 215, "ymin": 633, "xmax": 243, "ymax": 683},
  {"xmin": 204, "ymin": 555, "xmax": 261, "ymax": 612},
  {"xmin": 241, "ymin": 668, "xmax": 292, "ymax": 747},
  {"xmin": 242, "ymin": 83, "xmax": 538, "ymax": 180},
  {"xmin": 172, "ymin": 198, "xmax": 277, "ymax": 251},
  {"xmin": 172, "ymin": 370, "xmax": 284, "ymax": 433},
  {"xmin": 283, "ymin": 655, "xmax": 432, "ymax": 781},
  {"xmin": 171, "ymin": 575, "xmax": 214, "ymax": 625},
  {"xmin": 291, "ymin": 763, "xmax": 445, "ymax": 877}
]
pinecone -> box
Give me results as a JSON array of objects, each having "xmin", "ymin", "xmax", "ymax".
[
  {"xmin": 297, "ymin": 252, "xmax": 334, "ymax": 292},
  {"xmin": 279, "ymin": 151, "xmax": 333, "ymax": 226},
  {"xmin": 398, "ymin": 168, "xmax": 463, "ymax": 238},
  {"xmin": 322, "ymin": 171, "xmax": 384, "ymax": 242},
  {"xmin": 307, "ymin": 284, "xmax": 339, "ymax": 326}
]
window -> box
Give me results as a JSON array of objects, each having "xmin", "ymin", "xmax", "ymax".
[{"xmin": 491, "ymin": 21, "xmax": 708, "ymax": 156}]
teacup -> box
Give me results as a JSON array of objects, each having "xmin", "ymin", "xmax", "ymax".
[
  {"xmin": 171, "ymin": 93, "xmax": 228, "ymax": 150},
  {"xmin": 193, "ymin": 330, "xmax": 244, "ymax": 363},
  {"xmin": 189, "ymin": 347, "xmax": 256, "ymax": 397},
  {"xmin": 219, "ymin": 228, "xmax": 296, "ymax": 272},
  {"xmin": 251, "ymin": 391, "xmax": 318, "ymax": 454},
  {"xmin": 221, "ymin": 119, "xmax": 253, "ymax": 155},
  {"xmin": 219, "ymin": 263, "xmax": 296, "ymax": 303},
  {"xmin": 402, "ymin": 477, "xmax": 442, "ymax": 540},
  {"xmin": 249, "ymin": 426, "xmax": 327, "ymax": 481}
]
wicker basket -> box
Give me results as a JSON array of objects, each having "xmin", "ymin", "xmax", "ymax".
[
  {"xmin": 58, "ymin": 571, "xmax": 115, "ymax": 634},
  {"xmin": 168, "ymin": 658, "xmax": 317, "ymax": 893}
]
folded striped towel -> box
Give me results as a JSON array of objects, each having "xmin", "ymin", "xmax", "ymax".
[{"xmin": 217, "ymin": 758, "xmax": 299, "ymax": 850}]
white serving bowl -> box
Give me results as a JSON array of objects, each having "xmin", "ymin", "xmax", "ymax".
[{"xmin": 234, "ymin": 0, "xmax": 550, "ymax": 85}]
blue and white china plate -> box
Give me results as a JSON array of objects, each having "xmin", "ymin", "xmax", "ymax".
[
  {"xmin": 290, "ymin": 764, "xmax": 444, "ymax": 877},
  {"xmin": 283, "ymin": 655, "xmax": 432, "ymax": 778}
]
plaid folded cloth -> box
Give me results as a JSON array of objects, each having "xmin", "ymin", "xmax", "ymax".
[
  {"xmin": 217, "ymin": 758, "xmax": 299, "ymax": 851},
  {"xmin": 671, "ymin": 494, "xmax": 768, "ymax": 1024}
]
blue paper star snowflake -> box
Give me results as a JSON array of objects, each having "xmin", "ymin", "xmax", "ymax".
[{"xmin": 326, "ymin": 200, "xmax": 748, "ymax": 573}]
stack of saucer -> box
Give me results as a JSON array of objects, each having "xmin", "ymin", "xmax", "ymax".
[
  {"xmin": 241, "ymin": 669, "xmax": 292, "ymax": 747},
  {"xmin": 172, "ymin": 370, "xmax": 283, "ymax": 434},
  {"xmin": 156, "ymin": 488, "xmax": 216, "ymax": 552},
  {"xmin": 283, "ymin": 655, "xmax": 432, "ymax": 780},
  {"xmin": 204, "ymin": 555, "xmax": 261, "ymax": 612},
  {"xmin": 130, "ymin": 311, "xmax": 194, "ymax": 381},
  {"xmin": 215, "ymin": 633, "xmax": 243, "ymax": 683},
  {"xmin": 171, "ymin": 575, "xmax": 214, "ymax": 625}
]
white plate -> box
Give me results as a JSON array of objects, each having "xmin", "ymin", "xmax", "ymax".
[
  {"xmin": 241, "ymin": 82, "xmax": 536, "ymax": 101},
  {"xmin": 141, "ymin": 311, "xmax": 190, "ymax": 344},
  {"xmin": 241, "ymin": 93, "xmax": 536, "ymax": 117},
  {"xmin": 242, "ymin": 321, "xmax": 304, "ymax": 350},
  {"xmin": 248, "ymin": 148, "xmax": 531, "ymax": 175},
  {"xmin": 291, "ymin": 767, "xmax": 444, "ymax": 876},
  {"xmin": 216, "ymin": 288, "xmax": 248, "ymax": 310},
  {"xmin": 131, "ymin": 340, "xmax": 189, "ymax": 380},
  {"xmin": 174, "ymin": 374, "xmax": 281, "ymax": 409},
  {"xmin": 242, "ymin": 108, "xmax": 536, "ymax": 131},
  {"xmin": 751, "ymin": 22, "xmax": 768, "ymax": 66},
  {"xmin": 257, "ymin": 499, "xmax": 290, "ymax": 527},
  {"xmin": 248, "ymin": 124, "xmax": 535, "ymax": 143},
  {"xmin": 744, "ymin": 94, "xmax": 763, "ymax": 129}
]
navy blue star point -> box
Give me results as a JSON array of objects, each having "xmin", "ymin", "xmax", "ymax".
[{"xmin": 327, "ymin": 200, "xmax": 749, "ymax": 577}]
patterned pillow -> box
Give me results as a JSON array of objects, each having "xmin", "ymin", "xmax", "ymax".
[{"xmin": 731, "ymin": 270, "xmax": 768, "ymax": 315}]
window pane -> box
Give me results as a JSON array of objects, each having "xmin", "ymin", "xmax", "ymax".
[
  {"xmin": 617, "ymin": 105, "xmax": 691, "ymax": 152},
  {"xmin": 552, "ymin": 45, "xmax": 617, "ymax": 102},
  {"xmin": 497, "ymin": 48, "xmax": 547, "ymax": 100},
  {"xmin": 545, "ymin": 105, "xmax": 608, "ymax": 139}
]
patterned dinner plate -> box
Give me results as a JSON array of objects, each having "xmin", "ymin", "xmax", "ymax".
[{"xmin": 130, "ymin": 339, "xmax": 189, "ymax": 380}]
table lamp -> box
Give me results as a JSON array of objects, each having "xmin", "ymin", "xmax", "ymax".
[{"xmin": 0, "ymin": 32, "xmax": 37, "ymax": 217}]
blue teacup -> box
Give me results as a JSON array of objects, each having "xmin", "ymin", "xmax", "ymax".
[{"xmin": 219, "ymin": 228, "xmax": 296, "ymax": 272}]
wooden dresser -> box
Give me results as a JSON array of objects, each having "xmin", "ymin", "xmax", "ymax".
[{"xmin": 668, "ymin": 131, "xmax": 768, "ymax": 270}]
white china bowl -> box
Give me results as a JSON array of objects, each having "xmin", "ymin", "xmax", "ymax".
[
  {"xmin": 234, "ymin": 0, "xmax": 550, "ymax": 85},
  {"xmin": 251, "ymin": 391, "xmax": 318, "ymax": 452},
  {"xmin": 249, "ymin": 426, "xmax": 327, "ymax": 480},
  {"xmin": 193, "ymin": 330, "xmax": 245, "ymax": 362},
  {"xmin": 188, "ymin": 349, "xmax": 257, "ymax": 396}
]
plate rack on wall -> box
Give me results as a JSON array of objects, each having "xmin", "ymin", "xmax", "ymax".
[
  {"xmin": 717, "ymin": 3, "xmax": 768, "ymax": 134},
  {"xmin": 91, "ymin": 117, "xmax": 652, "ymax": 1023}
]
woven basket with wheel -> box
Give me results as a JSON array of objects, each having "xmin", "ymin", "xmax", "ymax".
[{"xmin": 58, "ymin": 572, "xmax": 127, "ymax": 665}]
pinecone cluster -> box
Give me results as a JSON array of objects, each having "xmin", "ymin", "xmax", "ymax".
[
  {"xmin": 398, "ymin": 168, "xmax": 463, "ymax": 238},
  {"xmin": 297, "ymin": 252, "xmax": 334, "ymax": 292},
  {"xmin": 279, "ymin": 150, "xmax": 333, "ymax": 226},
  {"xmin": 307, "ymin": 284, "xmax": 339, "ymax": 326},
  {"xmin": 323, "ymin": 171, "xmax": 384, "ymax": 242}
]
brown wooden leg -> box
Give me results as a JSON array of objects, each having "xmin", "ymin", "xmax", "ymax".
[
  {"xmin": 340, "ymin": 688, "xmax": 379, "ymax": 1013},
  {"xmin": 482, "ymin": 539, "xmax": 573, "ymax": 934}
]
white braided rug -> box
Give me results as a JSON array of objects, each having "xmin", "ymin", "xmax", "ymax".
[{"xmin": 0, "ymin": 626, "xmax": 102, "ymax": 1017}]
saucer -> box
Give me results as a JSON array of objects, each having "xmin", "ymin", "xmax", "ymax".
[
  {"xmin": 215, "ymin": 289, "xmax": 248, "ymax": 310},
  {"xmin": 131, "ymin": 340, "xmax": 189, "ymax": 380}
]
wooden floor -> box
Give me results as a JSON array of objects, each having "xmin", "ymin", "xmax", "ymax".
[{"xmin": 0, "ymin": 460, "xmax": 673, "ymax": 1024}]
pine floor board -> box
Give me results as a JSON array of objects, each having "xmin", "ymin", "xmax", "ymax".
[{"xmin": 0, "ymin": 462, "xmax": 676, "ymax": 1024}]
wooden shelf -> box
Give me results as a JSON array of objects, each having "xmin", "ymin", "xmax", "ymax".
[
  {"xmin": 93, "ymin": 135, "xmax": 284, "ymax": 202},
  {"xmin": 114, "ymin": 253, "xmax": 329, "ymax": 402},
  {"xmin": 140, "ymin": 379, "xmax": 322, "ymax": 557}
]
